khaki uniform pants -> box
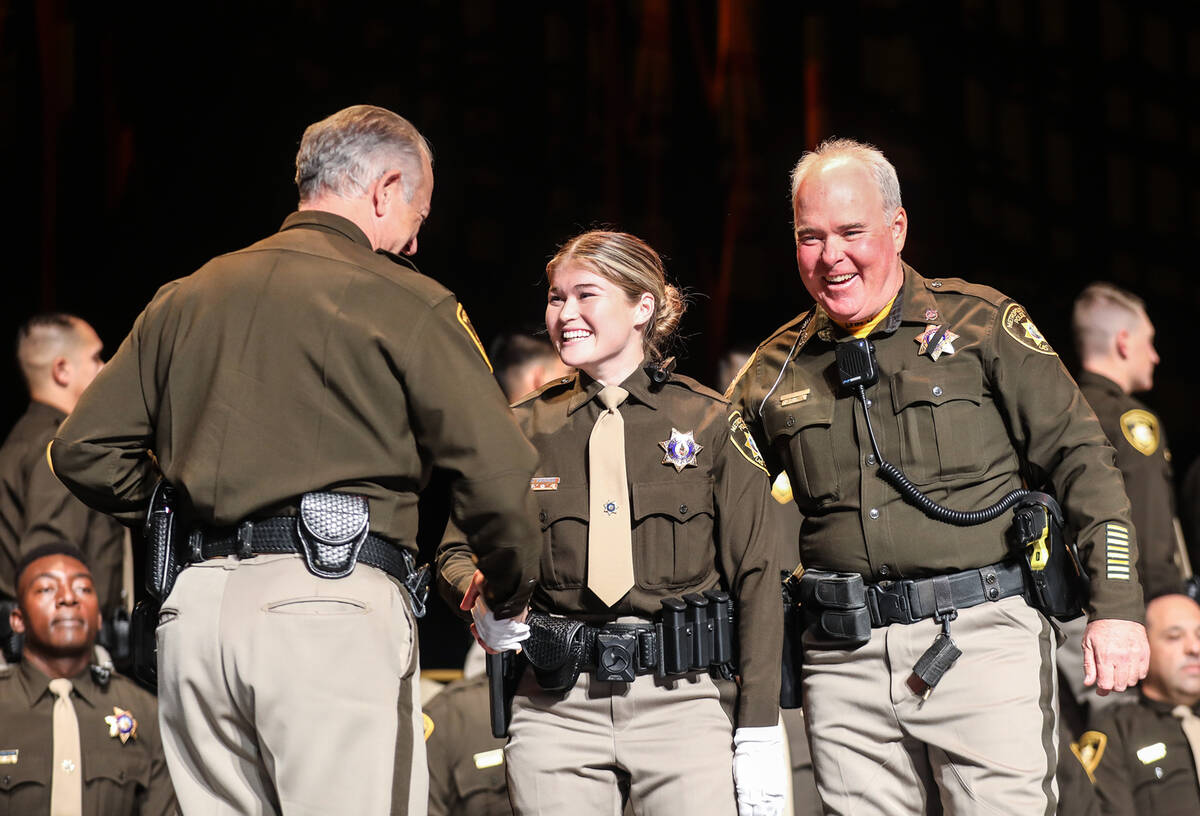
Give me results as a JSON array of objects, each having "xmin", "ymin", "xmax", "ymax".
[
  {"xmin": 803, "ymin": 595, "xmax": 1058, "ymax": 815},
  {"xmin": 157, "ymin": 554, "xmax": 425, "ymax": 815},
  {"xmin": 505, "ymin": 669, "xmax": 736, "ymax": 815}
]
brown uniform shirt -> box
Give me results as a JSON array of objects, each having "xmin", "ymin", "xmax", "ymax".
[
  {"xmin": 0, "ymin": 661, "xmax": 175, "ymax": 815},
  {"xmin": 424, "ymin": 674, "xmax": 512, "ymax": 816},
  {"xmin": 1091, "ymin": 694, "xmax": 1200, "ymax": 816},
  {"xmin": 1077, "ymin": 371, "xmax": 1183, "ymax": 599},
  {"xmin": 0, "ymin": 402, "xmax": 124, "ymax": 610},
  {"xmin": 726, "ymin": 263, "xmax": 1143, "ymax": 622},
  {"xmin": 50, "ymin": 211, "xmax": 540, "ymax": 615},
  {"xmin": 440, "ymin": 365, "xmax": 782, "ymax": 727}
]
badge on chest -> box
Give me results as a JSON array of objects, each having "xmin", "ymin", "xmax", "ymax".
[{"xmin": 659, "ymin": 428, "xmax": 702, "ymax": 472}]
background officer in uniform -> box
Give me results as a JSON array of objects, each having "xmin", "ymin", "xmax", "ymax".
[
  {"xmin": 48, "ymin": 105, "xmax": 541, "ymax": 815},
  {"xmin": 0, "ymin": 314, "xmax": 128, "ymax": 664},
  {"xmin": 1072, "ymin": 283, "xmax": 1187, "ymax": 598},
  {"xmin": 1091, "ymin": 593, "xmax": 1200, "ymax": 815},
  {"xmin": 0, "ymin": 543, "xmax": 173, "ymax": 814},
  {"xmin": 726, "ymin": 137, "xmax": 1149, "ymax": 814}
]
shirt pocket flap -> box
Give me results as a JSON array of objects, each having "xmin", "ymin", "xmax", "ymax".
[
  {"xmin": 891, "ymin": 366, "xmax": 983, "ymax": 411},
  {"xmin": 762, "ymin": 391, "xmax": 836, "ymax": 440},
  {"xmin": 536, "ymin": 487, "xmax": 588, "ymax": 530},
  {"xmin": 632, "ymin": 479, "xmax": 714, "ymax": 523},
  {"xmin": 0, "ymin": 754, "xmax": 48, "ymax": 791},
  {"xmin": 84, "ymin": 745, "xmax": 150, "ymax": 788}
]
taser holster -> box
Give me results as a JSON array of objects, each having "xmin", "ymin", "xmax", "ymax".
[{"xmin": 1009, "ymin": 492, "xmax": 1089, "ymax": 620}]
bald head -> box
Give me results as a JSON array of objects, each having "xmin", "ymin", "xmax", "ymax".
[
  {"xmin": 16, "ymin": 313, "xmax": 104, "ymax": 414},
  {"xmin": 1142, "ymin": 593, "xmax": 1200, "ymax": 707}
]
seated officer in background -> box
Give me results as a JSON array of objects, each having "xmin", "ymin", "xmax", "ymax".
[
  {"xmin": 1091, "ymin": 593, "xmax": 1200, "ymax": 815},
  {"xmin": 0, "ymin": 543, "xmax": 173, "ymax": 814},
  {"xmin": 1072, "ymin": 283, "xmax": 1187, "ymax": 598},
  {"xmin": 726, "ymin": 137, "xmax": 1148, "ymax": 814},
  {"xmin": 0, "ymin": 315, "xmax": 129, "ymax": 665}
]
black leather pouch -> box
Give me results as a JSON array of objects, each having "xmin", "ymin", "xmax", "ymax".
[
  {"xmin": 296, "ymin": 491, "xmax": 369, "ymax": 579},
  {"xmin": 144, "ymin": 480, "xmax": 179, "ymax": 601},
  {"xmin": 524, "ymin": 612, "xmax": 585, "ymax": 692}
]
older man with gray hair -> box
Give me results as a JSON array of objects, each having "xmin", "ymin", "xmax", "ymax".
[
  {"xmin": 727, "ymin": 137, "xmax": 1148, "ymax": 814},
  {"xmin": 49, "ymin": 105, "xmax": 541, "ymax": 815}
]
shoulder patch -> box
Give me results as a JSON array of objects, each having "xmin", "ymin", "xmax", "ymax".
[
  {"xmin": 1001, "ymin": 303, "xmax": 1056, "ymax": 356},
  {"xmin": 1120, "ymin": 409, "xmax": 1159, "ymax": 456},
  {"xmin": 728, "ymin": 410, "xmax": 768, "ymax": 474},
  {"xmin": 1072, "ymin": 731, "xmax": 1106, "ymax": 782},
  {"xmin": 423, "ymin": 713, "xmax": 435, "ymax": 741},
  {"xmin": 456, "ymin": 304, "xmax": 493, "ymax": 373}
]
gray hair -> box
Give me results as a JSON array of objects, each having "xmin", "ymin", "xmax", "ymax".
[
  {"xmin": 295, "ymin": 105, "xmax": 433, "ymax": 203},
  {"xmin": 790, "ymin": 137, "xmax": 902, "ymax": 221},
  {"xmin": 1072, "ymin": 282, "xmax": 1148, "ymax": 360}
]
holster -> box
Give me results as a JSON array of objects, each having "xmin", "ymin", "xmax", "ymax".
[
  {"xmin": 486, "ymin": 649, "xmax": 527, "ymax": 738},
  {"xmin": 1009, "ymin": 492, "xmax": 1089, "ymax": 620},
  {"xmin": 523, "ymin": 613, "xmax": 586, "ymax": 692},
  {"xmin": 144, "ymin": 479, "xmax": 180, "ymax": 601},
  {"xmin": 98, "ymin": 607, "xmax": 132, "ymax": 669},
  {"xmin": 780, "ymin": 570, "xmax": 804, "ymax": 709},
  {"xmin": 130, "ymin": 599, "xmax": 160, "ymax": 690}
]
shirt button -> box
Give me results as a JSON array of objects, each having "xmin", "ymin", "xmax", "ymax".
[
  {"xmin": 786, "ymin": 415, "xmax": 795, "ymax": 428},
  {"xmin": 879, "ymin": 565, "xmax": 890, "ymax": 577},
  {"xmin": 538, "ymin": 511, "xmax": 547, "ymax": 523},
  {"xmin": 932, "ymin": 386, "xmax": 943, "ymax": 397},
  {"xmin": 1, "ymin": 776, "xmax": 8, "ymax": 785},
  {"xmin": 679, "ymin": 504, "xmax": 689, "ymax": 515},
  {"xmin": 864, "ymin": 397, "xmax": 873, "ymax": 408},
  {"xmin": 866, "ymin": 454, "xmax": 877, "ymax": 466},
  {"xmin": 868, "ymin": 508, "xmax": 880, "ymax": 520}
]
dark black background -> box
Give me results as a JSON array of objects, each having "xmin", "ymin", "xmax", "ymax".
[{"xmin": 3, "ymin": 0, "xmax": 1198, "ymax": 667}]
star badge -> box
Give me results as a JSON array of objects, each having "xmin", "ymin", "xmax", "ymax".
[
  {"xmin": 602, "ymin": 500, "xmax": 619, "ymax": 516},
  {"xmin": 105, "ymin": 707, "xmax": 138, "ymax": 743},
  {"xmin": 659, "ymin": 428, "xmax": 702, "ymax": 472},
  {"xmin": 914, "ymin": 324, "xmax": 960, "ymax": 361}
]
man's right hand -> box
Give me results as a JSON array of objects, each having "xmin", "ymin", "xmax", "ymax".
[{"xmin": 460, "ymin": 569, "xmax": 530, "ymax": 654}]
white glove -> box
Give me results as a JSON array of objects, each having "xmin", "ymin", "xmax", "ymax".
[
  {"xmin": 733, "ymin": 724, "xmax": 787, "ymax": 816},
  {"xmin": 470, "ymin": 596, "xmax": 530, "ymax": 652}
]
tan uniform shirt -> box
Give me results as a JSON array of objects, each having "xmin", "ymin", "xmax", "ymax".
[
  {"xmin": 424, "ymin": 674, "xmax": 512, "ymax": 816},
  {"xmin": 49, "ymin": 211, "xmax": 539, "ymax": 614},
  {"xmin": 440, "ymin": 365, "xmax": 782, "ymax": 727},
  {"xmin": 0, "ymin": 661, "xmax": 175, "ymax": 815},
  {"xmin": 1091, "ymin": 695, "xmax": 1200, "ymax": 816},
  {"xmin": 726, "ymin": 263, "xmax": 1143, "ymax": 622},
  {"xmin": 1077, "ymin": 371, "xmax": 1182, "ymax": 598},
  {"xmin": 0, "ymin": 402, "xmax": 124, "ymax": 610}
]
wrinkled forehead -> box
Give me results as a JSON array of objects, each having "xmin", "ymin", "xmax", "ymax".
[{"xmin": 793, "ymin": 157, "xmax": 883, "ymax": 215}]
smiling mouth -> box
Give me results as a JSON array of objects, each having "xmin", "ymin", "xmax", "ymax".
[
  {"xmin": 826, "ymin": 272, "xmax": 858, "ymax": 285},
  {"xmin": 561, "ymin": 329, "xmax": 592, "ymax": 342}
]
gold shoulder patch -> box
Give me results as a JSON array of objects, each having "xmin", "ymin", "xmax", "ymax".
[
  {"xmin": 423, "ymin": 713, "xmax": 435, "ymax": 741},
  {"xmin": 1001, "ymin": 303, "xmax": 1056, "ymax": 356},
  {"xmin": 728, "ymin": 410, "xmax": 768, "ymax": 474},
  {"xmin": 1120, "ymin": 409, "xmax": 1159, "ymax": 456},
  {"xmin": 1072, "ymin": 731, "xmax": 1107, "ymax": 782},
  {"xmin": 456, "ymin": 303, "xmax": 493, "ymax": 373}
]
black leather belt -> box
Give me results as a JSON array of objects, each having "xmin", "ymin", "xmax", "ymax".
[
  {"xmin": 186, "ymin": 517, "xmax": 422, "ymax": 605},
  {"xmin": 576, "ymin": 622, "xmax": 662, "ymax": 676},
  {"xmin": 865, "ymin": 561, "xmax": 1026, "ymax": 627}
]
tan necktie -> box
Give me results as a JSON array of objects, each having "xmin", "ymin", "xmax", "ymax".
[
  {"xmin": 1172, "ymin": 704, "xmax": 1200, "ymax": 778},
  {"xmin": 49, "ymin": 678, "xmax": 82, "ymax": 816},
  {"xmin": 587, "ymin": 385, "xmax": 634, "ymax": 606}
]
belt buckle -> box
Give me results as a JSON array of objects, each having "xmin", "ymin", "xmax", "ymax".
[{"xmin": 595, "ymin": 631, "xmax": 638, "ymax": 682}]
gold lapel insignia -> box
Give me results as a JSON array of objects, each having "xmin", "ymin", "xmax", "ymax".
[
  {"xmin": 1072, "ymin": 731, "xmax": 1107, "ymax": 782},
  {"xmin": 530, "ymin": 476, "xmax": 560, "ymax": 491},
  {"xmin": 105, "ymin": 707, "xmax": 138, "ymax": 743},
  {"xmin": 660, "ymin": 428, "xmax": 702, "ymax": 472},
  {"xmin": 1120, "ymin": 409, "xmax": 1159, "ymax": 456},
  {"xmin": 915, "ymin": 325, "xmax": 960, "ymax": 361}
]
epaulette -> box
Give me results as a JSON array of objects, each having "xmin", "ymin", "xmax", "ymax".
[
  {"xmin": 511, "ymin": 372, "xmax": 577, "ymax": 408},
  {"xmin": 921, "ymin": 276, "xmax": 1008, "ymax": 307},
  {"xmin": 759, "ymin": 307, "xmax": 817, "ymax": 350},
  {"xmin": 663, "ymin": 372, "xmax": 729, "ymax": 405}
]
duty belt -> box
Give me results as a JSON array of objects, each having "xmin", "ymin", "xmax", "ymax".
[
  {"xmin": 187, "ymin": 517, "xmax": 431, "ymax": 617},
  {"xmin": 865, "ymin": 561, "xmax": 1026, "ymax": 627}
]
